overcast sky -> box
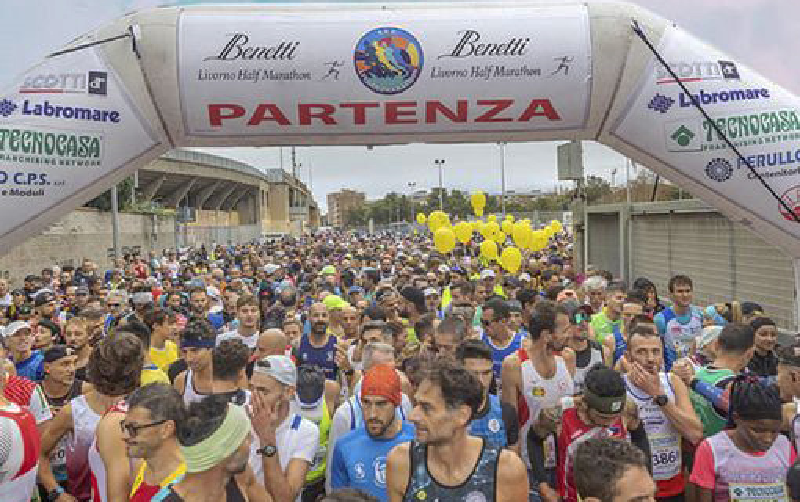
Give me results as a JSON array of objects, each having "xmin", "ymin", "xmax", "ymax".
[{"xmin": 4, "ymin": 0, "xmax": 798, "ymax": 212}]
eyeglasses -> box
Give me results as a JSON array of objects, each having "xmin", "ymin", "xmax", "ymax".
[
  {"xmin": 107, "ymin": 303, "xmax": 121, "ymax": 308},
  {"xmin": 120, "ymin": 419, "xmax": 167, "ymax": 437}
]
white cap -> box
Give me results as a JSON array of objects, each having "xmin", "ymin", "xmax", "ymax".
[
  {"xmin": 437, "ymin": 264, "xmax": 449, "ymax": 273},
  {"xmin": 4, "ymin": 321, "xmax": 30, "ymax": 337},
  {"xmin": 519, "ymin": 273, "xmax": 532, "ymax": 282},
  {"xmin": 423, "ymin": 287, "xmax": 439, "ymax": 297},
  {"xmin": 264, "ymin": 264, "xmax": 280, "ymax": 274},
  {"xmin": 480, "ymin": 269, "xmax": 496, "ymax": 280}
]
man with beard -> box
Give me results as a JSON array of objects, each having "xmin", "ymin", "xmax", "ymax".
[
  {"xmin": 38, "ymin": 345, "xmax": 86, "ymax": 499},
  {"xmin": 124, "ymin": 384, "xmax": 186, "ymax": 502},
  {"xmin": 156, "ymin": 395, "xmax": 267, "ymax": 501},
  {"xmin": 249, "ymin": 355, "xmax": 320, "ymax": 502},
  {"xmin": 480, "ymin": 298, "xmax": 524, "ymax": 392},
  {"xmin": 330, "ymin": 364, "xmax": 415, "ymax": 501},
  {"xmin": 298, "ymin": 303, "xmax": 339, "ymax": 381},
  {"xmin": 567, "ymin": 306, "xmax": 610, "ymax": 394},
  {"xmin": 217, "ymin": 295, "xmax": 261, "ymax": 351},
  {"xmin": 386, "ymin": 360, "xmax": 528, "ymax": 502},
  {"xmin": 174, "ymin": 319, "xmax": 217, "ymax": 406},
  {"xmin": 188, "ymin": 287, "xmax": 224, "ymax": 332},
  {"xmin": 70, "ymin": 286, "xmax": 91, "ymax": 318}
]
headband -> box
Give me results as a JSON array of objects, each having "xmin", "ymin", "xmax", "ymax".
[
  {"xmin": 583, "ymin": 388, "xmax": 625, "ymax": 416},
  {"xmin": 181, "ymin": 404, "xmax": 250, "ymax": 473},
  {"xmin": 180, "ymin": 336, "xmax": 216, "ymax": 349}
]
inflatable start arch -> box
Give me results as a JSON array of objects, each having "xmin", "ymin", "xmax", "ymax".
[{"xmin": 3, "ymin": 1, "xmax": 800, "ymax": 270}]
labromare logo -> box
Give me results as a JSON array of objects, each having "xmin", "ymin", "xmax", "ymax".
[{"xmin": 206, "ymin": 98, "xmax": 561, "ymax": 127}]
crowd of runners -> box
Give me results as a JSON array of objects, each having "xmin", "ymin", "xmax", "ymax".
[{"xmin": 0, "ymin": 228, "xmax": 798, "ymax": 502}]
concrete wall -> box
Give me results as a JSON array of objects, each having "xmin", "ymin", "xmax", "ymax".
[{"xmin": 0, "ymin": 208, "xmax": 176, "ymax": 284}]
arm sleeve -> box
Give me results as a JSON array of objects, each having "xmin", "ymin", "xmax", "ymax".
[
  {"xmin": 689, "ymin": 440, "xmax": 716, "ymax": 489},
  {"xmin": 329, "ymin": 443, "xmax": 348, "ymax": 490},
  {"xmin": 501, "ymin": 402, "xmax": 519, "ymax": 446},
  {"xmin": 526, "ymin": 431, "xmax": 551, "ymax": 485},
  {"xmin": 629, "ymin": 422, "xmax": 652, "ymax": 474},
  {"xmin": 690, "ymin": 378, "xmax": 732, "ymax": 416}
]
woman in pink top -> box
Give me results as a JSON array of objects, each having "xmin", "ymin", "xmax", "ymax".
[{"xmin": 690, "ymin": 377, "xmax": 795, "ymax": 502}]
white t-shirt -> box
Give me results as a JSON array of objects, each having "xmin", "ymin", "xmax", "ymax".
[
  {"xmin": 250, "ymin": 412, "xmax": 319, "ymax": 502},
  {"xmin": 216, "ymin": 329, "xmax": 259, "ymax": 350}
]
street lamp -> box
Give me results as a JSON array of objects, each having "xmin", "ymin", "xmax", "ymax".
[
  {"xmin": 407, "ymin": 181, "xmax": 417, "ymax": 223},
  {"xmin": 434, "ymin": 159, "xmax": 445, "ymax": 210},
  {"xmin": 498, "ymin": 142, "xmax": 507, "ymax": 218}
]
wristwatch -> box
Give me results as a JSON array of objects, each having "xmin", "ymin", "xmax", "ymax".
[
  {"xmin": 47, "ymin": 486, "xmax": 65, "ymax": 502},
  {"xmin": 257, "ymin": 444, "xmax": 278, "ymax": 457},
  {"xmin": 653, "ymin": 395, "xmax": 669, "ymax": 407}
]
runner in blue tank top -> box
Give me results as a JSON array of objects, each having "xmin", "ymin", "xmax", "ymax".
[
  {"xmin": 457, "ymin": 339, "xmax": 519, "ymax": 449},
  {"xmin": 480, "ymin": 298, "xmax": 523, "ymax": 385},
  {"xmin": 297, "ymin": 303, "xmax": 338, "ymax": 380},
  {"xmin": 386, "ymin": 360, "xmax": 528, "ymax": 502},
  {"xmin": 330, "ymin": 365, "xmax": 415, "ymax": 502}
]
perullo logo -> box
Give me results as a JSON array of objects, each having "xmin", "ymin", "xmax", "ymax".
[{"xmin": 670, "ymin": 125, "xmax": 695, "ymax": 147}]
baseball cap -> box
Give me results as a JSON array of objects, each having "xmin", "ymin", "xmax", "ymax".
[
  {"xmin": 320, "ymin": 265, "xmax": 336, "ymax": 276},
  {"xmin": 519, "ymin": 273, "xmax": 532, "ymax": 282},
  {"xmin": 697, "ymin": 325, "xmax": 723, "ymax": 349},
  {"xmin": 348, "ymin": 286, "xmax": 365, "ymax": 295},
  {"xmin": 132, "ymin": 292, "xmax": 154, "ymax": 305},
  {"xmin": 263, "ymin": 264, "xmax": 280, "ymax": 274},
  {"xmin": 34, "ymin": 292, "xmax": 56, "ymax": 307},
  {"xmin": 480, "ymin": 269, "xmax": 496, "ymax": 280},
  {"xmin": 423, "ymin": 287, "xmax": 439, "ymax": 297},
  {"xmin": 323, "ymin": 295, "xmax": 349, "ymax": 311},
  {"xmin": 76, "ymin": 286, "xmax": 90, "ymax": 296},
  {"xmin": 437, "ymin": 265, "xmax": 449, "ymax": 273},
  {"xmin": 741, "ymin": 302, "xmax": 764, "ymax": 317},
  {"xmin": 43, "ymin": 345, "xmax": 74, "ymax": 363},
  {"xmin": 296, "ymin": 365, "xmax": 325, "ymax": 412},
  {"xmin": 253, "ymin": 355, "xmax": 297, "ymax": 387},
  {"xmin": 4, "ymin": 321, "xmax": 30, "ymax": 337}
]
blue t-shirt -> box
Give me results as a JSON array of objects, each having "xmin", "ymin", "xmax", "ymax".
[
  {"xmin": 330, "ymin": 422, "xmax": 416, "ymax": 501},
  {"xmin": 481, "ymin": 331, "xmax": 524, "ymax": 381},
  {"xmin": 15, "ymin": 350, "xmax": 45, "ymax": 382},
  {"xmin": 207, "ymin": 311, "xmax": 224, "ymax": 331}
]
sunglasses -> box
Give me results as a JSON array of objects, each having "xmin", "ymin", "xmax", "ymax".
[
  {"xmin": 107, "ymin": 303, "xmax": 122, "ymax": 308},
  {"xmin": 120, "ymin": 419, "xmax": 167, "ymax": 437},
  {"xmin": 481, "ymin": 319, "xmax": 493, "ymax": 327}
]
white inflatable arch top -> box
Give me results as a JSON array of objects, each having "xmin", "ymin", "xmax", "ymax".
[{"xmin": 3, "ymin": 1, "xmax": 800, "ymax": 260}]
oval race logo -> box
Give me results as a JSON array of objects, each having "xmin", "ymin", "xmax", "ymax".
[{"xmin": 354, "ymin": 27, "xmax": 423, "ymax": 95}]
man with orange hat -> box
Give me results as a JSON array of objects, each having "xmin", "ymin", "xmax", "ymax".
[{"xmin": 329, "ymin": 364, "xmax": 415, "ymax": 502}]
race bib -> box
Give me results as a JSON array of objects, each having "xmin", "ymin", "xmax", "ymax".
[
  {"xmin": 543, "ymin": 434, "xmax": 557, "ymax": 469},
  {"xmin": 729, "ymin": 482, "xmax": 788, "ymax": 502},
  {"xmin": 649, "ymin": 433, "xmax": 681, "ymax": 481}
]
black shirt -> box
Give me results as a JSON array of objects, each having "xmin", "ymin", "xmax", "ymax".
[{"xmin": 747, "ymin": 350, "xmax": 779, "ymax": 378}]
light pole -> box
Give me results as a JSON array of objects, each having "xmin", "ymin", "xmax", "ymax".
[
  {"xmin": 498, "ymin": 142, "xmax": 507, "ymax": 218},
  {"xmin": 434, "ymin": 159, "xmax": 445, "ymax": 210},
  {"xmin": 407, "ymin": 181, "xmax": 417, "ymax": 223}
]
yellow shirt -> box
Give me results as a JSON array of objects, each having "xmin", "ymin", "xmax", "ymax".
[
  {"xmin": 150, "ymin": 341, "xmax": 179, "ymax": 373},
  {"xmin": 141, "ymin": 365, "xmax": 170, "ymax": 386}
]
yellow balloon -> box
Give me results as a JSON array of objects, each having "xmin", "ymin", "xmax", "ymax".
[
  {"xmin": 544, "ymin": 225, "xmax": 555, "ymax": 238},
  {"xmin": 505, "ymin": 214, "xmax": 515, "ymax": 222},
  {"xmin": 486, "ymin": 221, "xmax": 500, "ymax": 238},
  {"xmin": 416, "ymin": 213, "xmax": 427, "ymax": 225},
  {"xmin": 551, "ymin": 219, "xmax": 563, "ymax": 233},
  {"xmin": 470, "ymin": 191, "xmax": 486, "ymax": 210},
  {"xmin": 493, "ymin": 231, "xmax": 507, "ymax": 244},
  {"xmin": 454, "ymin": 221, "xmax": 472, "ymax": 244},
  {"xmin": 475, "ymin": 207, "xmax": 484, "ymax": 217},
  {"xmin": 501, "ymin": 246, "xmax": 522, "ymax": 273},
  {"xmin": 512, "ymin": 222, "xmax": 528, "ymax": 248},
  {"xmin": 487, "ymin": 214, "xmax": 497, "ymax": 223},
  {"xmin": 434, "ymin": 227, "xmax": 456, "ymax": 254},
  {"xmin": 428, "ymin": 211, "xmax": 450, "ymax": 232},
  {"xmin": 480, "ymin": 239, "xmax": 498, "ymax": 260},
  {"xmin": 501, "ymin": 220, "xmax": 513, "ymax": 235}
]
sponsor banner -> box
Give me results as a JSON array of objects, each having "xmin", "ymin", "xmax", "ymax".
[
  {"xmin": 611, "ymin": 27, "xmax": 800, "ymax": 235},
  {"xmin": 178, "ymin": 6, "xmax": 591, "ymax": 136},
  {"xmin": 0, "ymin": 48, "xmax": 157, "ymax": 234}
]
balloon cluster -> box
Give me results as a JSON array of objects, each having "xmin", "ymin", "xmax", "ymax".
[{"xmin": 414, "ymin": 191, "xmax": 565, "ymax": 274}]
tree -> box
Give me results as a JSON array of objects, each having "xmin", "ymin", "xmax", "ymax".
[{"xmin": 84, "ymin": 178, "xmax": 135, "ymax": 211}]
